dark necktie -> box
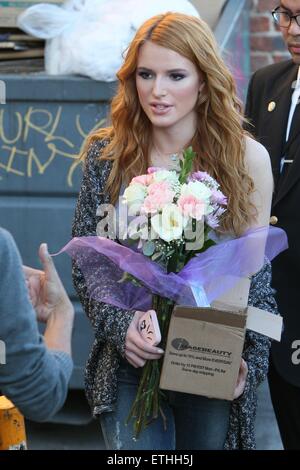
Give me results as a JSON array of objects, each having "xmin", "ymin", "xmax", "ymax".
[{"xmin": 288, "ymin": 99, "xmax": 300, "ymax": 144}]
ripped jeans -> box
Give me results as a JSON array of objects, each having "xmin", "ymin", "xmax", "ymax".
[{"xmin": 99, "ymin": 360, "xmax": 231, "ymax": 450}]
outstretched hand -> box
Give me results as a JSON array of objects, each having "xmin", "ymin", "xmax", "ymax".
[{"xmin": 23, "ymin": 243, "xmax": 72, "ymax": 323}]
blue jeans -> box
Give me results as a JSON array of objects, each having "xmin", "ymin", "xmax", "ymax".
[{"xmin": 100, "ymin": 360, "xmax": 231, "ymax": 450}]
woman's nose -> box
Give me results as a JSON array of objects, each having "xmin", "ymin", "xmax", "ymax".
[{"xmin": 152, "ymin": 78, "xmax": 167, "ymax": 97}]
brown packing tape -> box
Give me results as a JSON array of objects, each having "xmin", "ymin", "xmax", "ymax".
[{"xmin": 173, "ymin": 305, "xmax": 247, "ymax": 329}]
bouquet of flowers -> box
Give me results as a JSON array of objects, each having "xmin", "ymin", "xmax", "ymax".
[
  {"xmin": 119, "ymin": 147, "xmax": 227, "ymax": 436},
  {"xmin": 59, "ymin": 147, "xmax": 287, "ymax": 439}
]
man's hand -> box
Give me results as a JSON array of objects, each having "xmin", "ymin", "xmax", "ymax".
[
  {"xmin": 233, "ymin": 358, "xmax": 248, "ymax": 399},
  {"xmin": 23, "ymin": 243, "xmax": 73, "ymax": 323}
]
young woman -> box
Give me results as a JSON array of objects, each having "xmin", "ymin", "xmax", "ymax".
[{"xmin": 72, "ymin": 13, "xmax": 276, "ymax": 450}]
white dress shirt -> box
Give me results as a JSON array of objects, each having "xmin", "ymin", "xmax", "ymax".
[
  {"xmin": 286, "ymin": 66, "xmax": 300, "ymax": 141},
  {"xmin": 280, "ymin": 66, "xmax": 300, "ymax": 172}
]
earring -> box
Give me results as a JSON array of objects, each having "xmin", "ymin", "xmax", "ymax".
[{"xmin": 199, "ymin": 81, "xmax": 205, "ymax": 94}]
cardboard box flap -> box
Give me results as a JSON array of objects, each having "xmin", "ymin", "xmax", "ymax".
[
  {"xmin": 211, "ymin": 277, "xmax": 251, "ymax": 311},
  {"xmin": 173, "ymin": 305, "xmax": 247, "ymax": 329},
  {"xmin": 247, "ymin": 307, "xmax": 283, "ymax": 342}
]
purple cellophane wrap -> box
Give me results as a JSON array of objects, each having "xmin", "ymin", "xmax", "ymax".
[{"xmin": 58, "ymin": 226, "xmax": 288, "ymax": 311}]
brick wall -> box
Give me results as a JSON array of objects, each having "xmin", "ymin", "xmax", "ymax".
[{"xmin": 250, "ymin": 0, "xmax": 290, "ymax": 72}]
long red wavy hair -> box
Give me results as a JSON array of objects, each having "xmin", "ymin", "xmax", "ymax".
[{"xmin": 83, "ymin": 12, "xmax": 256, "ymax": 236}]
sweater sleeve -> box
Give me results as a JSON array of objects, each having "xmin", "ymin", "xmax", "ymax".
[
  {"xmin": 224, "ymin": 260, "xmax": 277, "ymax": 449},
  {"xmin": 72, "ymin": 140, "xmax": 135, "ymax": 357},
  {"xmin": 0, "ymin": 228, "xmax": 73, "ymax": 421}
]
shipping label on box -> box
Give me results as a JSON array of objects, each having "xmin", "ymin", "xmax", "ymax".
[{"xmin": 160, "ymin": 305, "xmax": 247, "ymax": 401}]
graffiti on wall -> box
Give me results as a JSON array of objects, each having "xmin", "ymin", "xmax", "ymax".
[{"xmin": 0, "ymin": 105, "xmax": 105, "ymax": 187}]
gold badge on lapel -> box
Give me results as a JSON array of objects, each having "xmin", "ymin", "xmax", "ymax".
[{"xmin": 268, "ymin": 101, "xmax": 276, "ymax": 112}]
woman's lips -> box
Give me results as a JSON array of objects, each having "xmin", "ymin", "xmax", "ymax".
[{"xmin": 149, "ymin": 104, "xmax": 172, "ymax": 115}]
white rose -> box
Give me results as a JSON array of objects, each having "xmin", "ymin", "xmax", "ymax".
[
  {"xmin": 153, "ymin": 170, "xmax": 179, "ymax": 183},
  {"xmin": 181, "ymin": 181, "xmax": 211, "ymax": 200},
  {"xmin": 123, "ymin": 183, "xmax": 147, "ymax": 213},
  {"xmin": 151, "ymin": 203, "xmax": 187, "ymax": 242}
]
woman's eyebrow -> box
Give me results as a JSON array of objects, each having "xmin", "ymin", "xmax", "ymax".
[{"xmin": 136, "ymin": 67, "xmax": 188, "ymax": 73}]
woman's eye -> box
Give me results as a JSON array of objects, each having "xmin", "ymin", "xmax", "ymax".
[
  {"xmin": 170, "ymin": 73, "xmax": 185, "ymax": 81},
  {"xmin": 138, "ymin": 71, "xmax": 152, "ymax": 79}
]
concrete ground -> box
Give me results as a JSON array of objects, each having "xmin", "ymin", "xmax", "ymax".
[{"xmin": 25, "ymin": 379, "xmax": 283, "ymax": 450}]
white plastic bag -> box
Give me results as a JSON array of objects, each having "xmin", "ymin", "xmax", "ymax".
[{"xmin": 17, "ymin": 0, "xmax": 200, "ymax": 81}]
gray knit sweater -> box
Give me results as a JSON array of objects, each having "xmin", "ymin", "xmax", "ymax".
[
  {"xmin": 72, "ymin": 139, "xmax": 278, "ymax": 450},
  {"xmin": 0, "ymin": 228, "xmax": 73, "ymax": 421}
]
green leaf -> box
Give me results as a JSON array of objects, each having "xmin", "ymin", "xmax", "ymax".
[
  {"xmin": 178, "ymin": 146, "xmax": 197, "ymax": 184},
  {"xmin": 152, "ymin": 252, "xmax": 163, "ymax": 261}
]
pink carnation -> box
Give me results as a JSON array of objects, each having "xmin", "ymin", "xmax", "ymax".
[
  {"xmin": 178, "ymin": 195, "xmax": 206, "ymax": 221},
  {"xmin": 141, "ymin": 182, "xmax": 175, "ymax": 214},
  {"xmin": 148, "ymin": 181, "xmax": 172, "ymax": 195}
]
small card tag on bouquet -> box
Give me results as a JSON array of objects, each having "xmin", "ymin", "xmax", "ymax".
[
  {"xmin": 190, "ymin": 285, "xmax": 210, "ymax": 307},
  {"xmin": 138, "ymin": 310, "xmax": 162, "ymax": 346}
]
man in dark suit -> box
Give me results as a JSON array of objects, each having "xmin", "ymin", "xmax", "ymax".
[{"xmin": 245, "ymin": 0, "xmax": 300, "ymax": 450}]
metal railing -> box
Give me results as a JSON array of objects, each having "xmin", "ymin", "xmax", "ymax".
[{"xmin": 215, "ymin": 0, "xmax": 252, "ymax": 103}]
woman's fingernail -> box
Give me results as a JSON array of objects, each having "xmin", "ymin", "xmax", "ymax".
[{"xmin": 157, "ymin": 348, "xmax": 164, "ymax": 354}]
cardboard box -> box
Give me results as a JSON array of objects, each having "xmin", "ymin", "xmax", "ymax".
[
  {"xmin": 160, "ymin": 304, "xmax": 247, "ymax": 401},
  {"xmin": 160, "ymin": 278, "xmax": 249, "ymax": 401},
  {"xmin": 160, "ymin": 276, "xmax": 283, "ymax": 400},
  {"xmin": 0, "ymin": 1, "xmax": 63, "ymax": 28},
  {"xmin": 160, "ymin": 279, "xmax": 250, "ymax": 401}
]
